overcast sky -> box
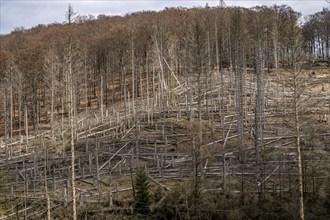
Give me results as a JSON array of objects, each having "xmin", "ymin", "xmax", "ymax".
[{"xmin": 1, "ymin": 0, "xmax": 329, "ymax": 35}]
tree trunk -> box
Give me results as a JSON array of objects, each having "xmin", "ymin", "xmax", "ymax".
[
  {"xmin": 255, "ymin": 37, "xmax": 265, "ymax": 182},
  {"xmin": 293, "ymin": 65, "xmax": 305, "ymax": 220}
]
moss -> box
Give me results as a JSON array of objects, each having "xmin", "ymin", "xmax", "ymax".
[{"xmin": 0, "ymin": 207, "xmax": 5, "ymax": 217}]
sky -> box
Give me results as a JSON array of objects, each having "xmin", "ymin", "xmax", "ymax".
[{"xmin": 1, "ymin": 0, "xmax": 329, "ymax": 35}]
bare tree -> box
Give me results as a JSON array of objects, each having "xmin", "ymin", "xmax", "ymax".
[
  {"xmin": 286, "ymin": 15, "xmax": 305, "ymax": 220},
  {"xmin": 253, "ymin": 11, "xmax": 266, "ymax": 189},
  {"xmin": 2, "ymin": 73, "xmax": 9, "ymax": 164},
  {"xmin": 66, "ymin": 4, "xmax": 77, "ymax": 220},
  {"xmin": 44, "ymin": 45, "xmax": 59, "ymax": 141},
  {"xmin": 231, "ymin": 9, "xmax": 246, "ymax": 164}
]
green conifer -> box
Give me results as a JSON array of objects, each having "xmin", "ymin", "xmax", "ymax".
[{"xmin": 134, "ymin": 167, "xmax": 151, "ymax": 214}]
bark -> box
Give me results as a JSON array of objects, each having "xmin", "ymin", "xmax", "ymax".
[
  {"xmin": 293, "ymin": 64, "xmax": 305, "ymax": 220},
  {"xmin": 67, "ymin": 4, "xmax": 77, "ymax": 220},
  {"xmin": 255, "ymin": 37, "xmax": 265, "ymax": 181}
]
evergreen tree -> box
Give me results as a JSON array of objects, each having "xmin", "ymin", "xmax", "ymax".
[
  {"xmin": 154, "ymin": 186, "xmax": 163, "ymax": 203},
  {"xmin": 134, "ymin": 167, "xmax": 151, "ymax": 215}
]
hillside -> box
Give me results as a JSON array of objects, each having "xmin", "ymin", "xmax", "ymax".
[{"xmin": 0, "ymin": 4, "xmax": 329, "ymax": 220}]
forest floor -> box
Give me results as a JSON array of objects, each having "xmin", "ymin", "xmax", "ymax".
[{"xmin": 0, "ymin": 64, "xmax": 329, "ymax": 219}]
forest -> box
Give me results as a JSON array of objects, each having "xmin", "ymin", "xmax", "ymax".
[{"xmin": 0, "ymin": 3, "xmax": 329, "ymax": 220}]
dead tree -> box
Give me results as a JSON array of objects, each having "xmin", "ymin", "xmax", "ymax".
[
  {"xmin": 254, "ymin": 15, "xmax": 266, "ymax": 187},
  {"xmin": 231, "ymin": 8, "xmax": 247, "ymax": 202},
  {"xmin": 285, "ymin": 16, "xmax": 306, "ymax": 219},
  {"xmin": 66, "ymin": 4, "xmax": 77, "ymax": 220}
]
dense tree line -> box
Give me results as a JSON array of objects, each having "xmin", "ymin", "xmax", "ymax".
[{"xmin": 303, "ymin": 8, "xmax": 330, "ymax": 62}]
